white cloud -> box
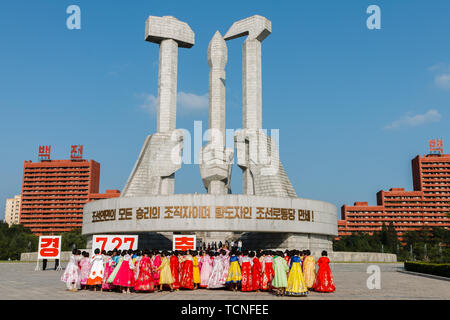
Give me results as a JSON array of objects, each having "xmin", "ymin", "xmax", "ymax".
[
  {"xmin": 138, "ymin": 91, "xmax": 208, "ymax": 114},
  {"xmin": 384, "ymin": 109, "xmax": 442, "ymax": 130},
  {"xmin": 435, "ymin": 74, "xmax": 450, "ymax": 90},
  {"xmin": 428, "ymin": 63, "xmax": 450, "ymax": 91},
  {"xmin": 177, "ymin": 92, "xmax": 208, "ymax": 110},
  {"xmin": 138, "ymin": 93, "xmax": 158, "ymax": 113}
]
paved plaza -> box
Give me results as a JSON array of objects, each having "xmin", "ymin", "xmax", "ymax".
[{"xmin": 0, "ymin": 262, "xmax": 448, "ymax": 300}]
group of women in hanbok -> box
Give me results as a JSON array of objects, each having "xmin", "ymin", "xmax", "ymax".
[{"xmin": 61, "ymin": 246, "xmax": 335, "ymax": 296}]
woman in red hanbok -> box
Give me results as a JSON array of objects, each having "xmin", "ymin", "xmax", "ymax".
[
  {"xmin": 313, "ymin": 251, "xmax": 335, "ymax": 293},
  {"xmin": 134, "ymin": 250, "xmax": 154, "ymax": 292},
  {"xmin": 260, "ymin": 251, "xmax": 275, "ymax": 291},
  {"xmin": 170, "ymin": 252, "xmax": 181, "ymax": 290},
  {"xmin": 179, "ymin": 250, "xmax": 194, "ymax": 290},
  {"xmin": 240, "ymin": 252, "xmax": 254, "ymax": 292},
  {"xmin": 151, "ymin": 250, "xmax": 161, "ymax": 287},
  {"xmin": 251, "ymin": 252, "xmax": 262, "ymax": 291}
]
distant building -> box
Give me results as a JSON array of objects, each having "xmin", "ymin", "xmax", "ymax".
[
  {"xmin": 339, "ymin": 144, "xmax": 450, "ymax": 240},
  {"xmin": 19, "ymin": 145, "xmax": 120, "ymax": 235},
  {"xmin": 88, "ymin": 189, "xmax": 121, "ymax": 202},
  {"xmin": 4, "ymin": 195, "xmax": 21, "ymax": 226}
]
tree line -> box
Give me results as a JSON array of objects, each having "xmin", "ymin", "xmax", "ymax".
[
  {"xmin": 333, "ymin": 222, "xmax": 450, "ymax": 262},
  {"xmin": 0, "ymin": 221, "xmax": 86, "ymax": 260}
]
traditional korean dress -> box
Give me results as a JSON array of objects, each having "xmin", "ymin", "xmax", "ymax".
[
  {"xmin": 152, "ymin": 254, "xmax": 162, "ymax": 286},
  {"xmin": 285, "ymin": 255, "xmax": 308, "ymax": 296},
  {"xmin": 134, "ymin": 255, "xmax": 154, "ymax": 292},
  {"xmin": 107, "ymin": 256, "xmax": 122, "ymax": 284},
  {"xmin": 134, "ymin": 255, "xmax": 142, "ymax": 281},
  {"xmin": 220, "ymin": 253, "xmax": 231, "ymax": 285},
  {"xmin": 193, "ymin": 256, "xmax": 201, "ymax": 285},
  {"xmin": 199, "ymin": 254, "xmax": 213, "ymax": 288},
  {"xmin": 240, "ymin": 256, "xmax": 253, "ymax": 291},
  {"xmin": 61, "ymin": 254, "xmax": 81, "ymax": 289},
  {"xmin": 225, "ymin": 255, "xmax": 242, "ymax": 284},
  {"xmin": 272, "ymin": 255, "xmax": 289, "ymax": 288},
  {"xmin": 180, "ymin": 255, "xmax": 194, "ymax": 289},
  {"xmin": 79, "ymin": 256, "xmax": 91, "ymax": 286},
  {"xmin": 207, "ymin": 255, "xmax": 225, "ymax": 288},
  {"xmin": 157, "ymin": 256, "xmax": 174, "ymax": 285},
  {"xmin": 170, "ymin": 255, "xmax": 180, "ymax": 289},
  {"xmin": 302, "ymin": 255, "xmax": 316, "ymax": 289},
  {"xmin": 86, "ymin": 254, "xmax": 104, "ymax": 286},
  {"xmin": 261, "ymin": 255, "xmax": 275, "ymax": 290},
  {"xmin": 313, "ymin": 256, "xmax": 335, "ymax": 292},
  {"xmin": 252, "ymin": 257, "xmax": 262, "ymax": 291},
  {"xmin": 112, "ymin": 254, "xmax": 135, "ymax": 287},
  {"xmin": 102, "ymin": 255, "xmax": 115, "ymax": 290}
]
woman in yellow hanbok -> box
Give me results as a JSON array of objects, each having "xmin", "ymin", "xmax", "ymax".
[
  {"xmin": 225, "ymin": 251, "xmax": 242, "ymax": 291},
  {"xmin": 156, "ymin": 251, "xmax": 174, "ymax": 291},
  {"xmin": 285, "ymin": 250, "xmax": 308, "ymax": 296},
  {"xmin": 193, "ymin": 251, "xmax": 201, "ymax": 289},
  {"xmin": 302, "ymin": 250, "xmax": 316, "ymax": 289}
]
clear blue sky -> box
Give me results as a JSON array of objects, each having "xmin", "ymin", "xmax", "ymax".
[{"xmin": 1, "ymin": 1, "xmax": 449, "ymax": 220}]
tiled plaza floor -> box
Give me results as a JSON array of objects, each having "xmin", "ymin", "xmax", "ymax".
[{"xmin": 0, "ymin": 262, "xmax": 448, "ymax": 300}]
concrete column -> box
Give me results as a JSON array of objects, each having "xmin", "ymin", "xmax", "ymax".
[
  {"xmin": 157, "ymin": 39, "xmax": 178, "ymax": 133},
  {"xmin": 200, "ymin": 31, "xmax": 232, "ymax": 195},
  {"xmin": 242, "ymin": 38, "xmax": 262, "ymax": 129}
]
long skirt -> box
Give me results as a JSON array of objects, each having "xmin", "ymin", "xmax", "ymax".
[
  {"xmin": 313, "ymin": 264, "xmax": 336, "ymax": 292},
  {"xmin": 102, "ymin": 263, "xmax": 115, "ymax": 290},
  {"xmin": 193, "ymin": 264, "xmax": 201, "ymax": 284},
  {"xmin": 303, "ymin": 258, "xmax": 316, "ymax": 288},
  {"xmin": 240, "ymin": 262, "xmax": 253, "ymax": 291},
  {"xmin": 251, "ymin": 261, "xmax": 262, "ymax": 291},
  {"xmin": 200, "ymin": 259, "xmax": 213, "ymax": 288},
  {"xmin": 134, "ymin": 259, "xmax": 154, "ymax": 292},
  {"xmin": 207, "ymin": 259, "xmax": 224, "ymax": 289},
  {"xmin": 261, "ymin": 262, "xmax": 274, "ymax": 290},
  {"xmin": 112, "ymin": 260, "xmax": 135, "ymax": 287},
  {"xmin": 285, "ymin": 262, "xmax": 309, "ymax": 296},
  {"xmin": 180, "ymin": 260, "xmax": 194, "ymax": 289},
  {"xmin": 225, "ymin": 261, "xmax": 242, "ymax": 284},
  {"xmin": 61, "ymin": 263, "xmax": 80, "ymax": 289},
  {"xmin": 170, "ymin": 258, "xmax": 180, "ymax": 290}
]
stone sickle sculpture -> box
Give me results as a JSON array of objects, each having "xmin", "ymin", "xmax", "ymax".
[{"xmin": 224, "ymin": 15, "xmax": 297, "ymax": 198}]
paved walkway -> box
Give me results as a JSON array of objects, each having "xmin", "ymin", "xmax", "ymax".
[{"xmin": 0, "ymin": 262, "xmax": 448, "ymax": 300}]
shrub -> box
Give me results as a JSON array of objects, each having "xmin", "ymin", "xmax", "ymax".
[{"xmin": 404, "ymin": 261, "xmax": 450, "ymax": 278}]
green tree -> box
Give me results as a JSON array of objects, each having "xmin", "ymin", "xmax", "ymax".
[
  {"xmin": 0, "ymin": 222, "xmax": 38, "ymax": 260},
  {"xmin": 61, "ymin": 228, "xmax": 87, "ymax": 251}
]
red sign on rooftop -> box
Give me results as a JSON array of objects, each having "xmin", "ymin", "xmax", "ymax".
[
  {"xmin": 70, "ymin": 145, "xmax": 83, "ymax": 159},
  {"xmin": 38, "ymin": 145, "xmax": 51, "ymax": 161},
  {"xmin": 429, "ymin": 139, "xmax": 443, "ymax": 155}
]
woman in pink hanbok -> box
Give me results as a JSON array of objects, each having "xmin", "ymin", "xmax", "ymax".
[
  {"xmin": 219, "ymin": 250, "xmax": 230, "ymax": 286},
  {"xmin": 61, "ymin": 249, "xmax": 82, "ymax": 291},
  {"xmin": 207, "ymin": 252, "xmax": 225, "ymax": 289},
  {"xmin": 199, "ymin": 251, "xmax": 213, "ymax": 288},
  {"xmin": 112, "ymin": 250, "xmax": 135, "ymax": 294},
  {"xmin": 79, "ymin": 251, "xmax": 91, "ymax": 289},
  {"xmin": 151, "ymin": 250, "xmax": 162, "ymax": 287},
  {"xmin": 102, "ymin": 251, "xmax": 115, "ymax": 291}
]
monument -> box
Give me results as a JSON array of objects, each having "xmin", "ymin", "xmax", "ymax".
[{"xmin": 82, "ymin": 15, "xmax": 338, "ymax": 251}]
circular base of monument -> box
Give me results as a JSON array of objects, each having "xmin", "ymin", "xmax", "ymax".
[{"xmin": 83, "ymin": 194, "xmax": 337, "ymax": 251}]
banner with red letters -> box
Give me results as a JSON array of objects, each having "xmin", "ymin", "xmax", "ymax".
[
  {"xmin": 173, "ymin": 235, "xmax": 196, "ymax": 251},
  {"xmin": 92, "ymin": 235, "xmax": 138, "ymax": 255},
  {"xmin": 38, "ymin": 236, "xmax": 61, "ymax": 260}
]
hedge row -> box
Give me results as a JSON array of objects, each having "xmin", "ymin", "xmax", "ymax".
[{"xmin": 404, "ymin": 262, "xmax": 450, "ymax": 278}]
